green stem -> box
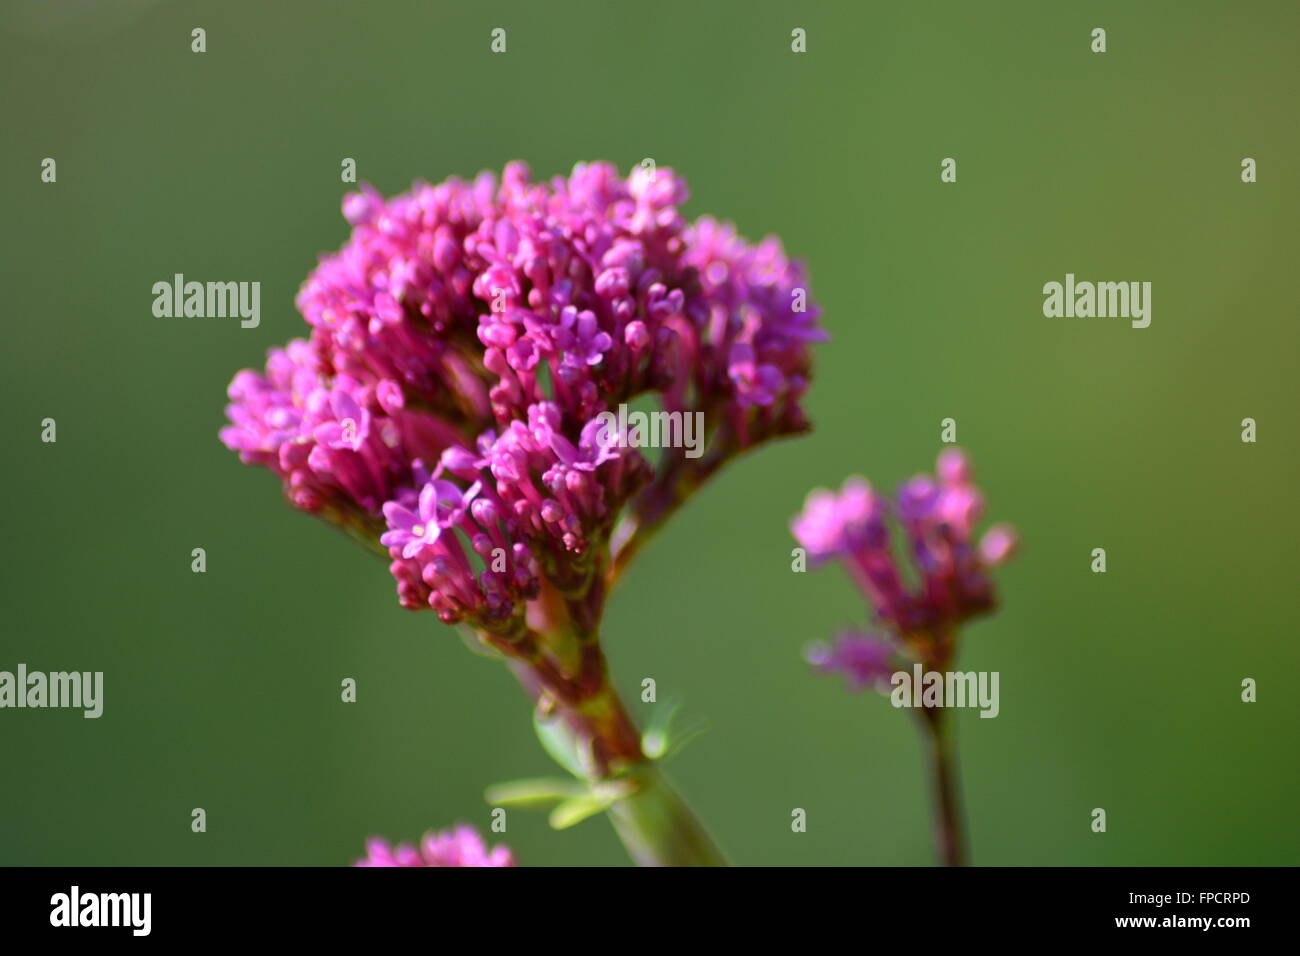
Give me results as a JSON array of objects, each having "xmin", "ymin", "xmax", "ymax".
[
  {"xmin": 604, "ymin": 762, "xmax": 729, "ymax": 867},
  {"xmin": 506, "ymin": 648, "xmax": 729, "ymax": 866},
  {"xmin": 921, "ymin": 706, "xmax": 966, "ymax": 866}
]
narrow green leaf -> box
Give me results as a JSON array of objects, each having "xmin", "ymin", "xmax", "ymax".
[
  {"xmin": 549, "ymin": 793, "xmax": 615, "ymax": 830},
  {"xmin": 640, "ymin": 699, "xmax": 682, "ymax": 760},
  {"xmin": 484, "ymin": 777, "xmax": 585, "ymax": 808},
  {"xmin": 533, "ymin": 708, "xmax": 592, "ymax": 779}
]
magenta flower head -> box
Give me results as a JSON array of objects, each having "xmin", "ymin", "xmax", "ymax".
[
  {"xmin": 793, "ymin": 447, "xmax": 1016, "ymax": 646},
  {"xmin": 222, "ymin": 162, "xmax": 822, "ymax": 639},
  {"xmin": 222, "ymin": 162, "xmax": 821, "ymax": 865},
  {"xmin": 355, "ymin": 825, "xmax": 515, "ymax": 867},
  {"xmin": 793, "ymin": 447, "xmax": 1017, "ymax": 867},
  {"xmin": 805, "ymin": 629, "xmax": 900, "ymax": 693}
]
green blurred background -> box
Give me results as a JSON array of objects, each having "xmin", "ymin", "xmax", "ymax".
[{"xmin": 2, "ymin": 0, "xmax": 1296, "ymax": 866}]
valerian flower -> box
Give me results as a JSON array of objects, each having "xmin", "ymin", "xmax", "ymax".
[
  {"xmin": 222, "ymin": 162, "xmax": 822, "ymax": 865},
  {"xmin": 793, "ymin": 447, "xmax": 1016, "ymax": 645},
  {"xmin": 805, "ymin": 630, "xmax": 900, "ymax": 693},
  {"xmin": 355, "ymin": 825, "xmax": 514, "ymax": 868},
  {"xmin": 223, "ymin": 162, "xmax": 822, "ymax": 634},
  {"xmin": 792, "ymin": 447, "xmax": 1017, "ymax": 866}
]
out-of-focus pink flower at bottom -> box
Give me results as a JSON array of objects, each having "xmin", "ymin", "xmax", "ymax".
[{"xmin": 354, "ymin": 824, "xmax": 515, "ymax": 867}]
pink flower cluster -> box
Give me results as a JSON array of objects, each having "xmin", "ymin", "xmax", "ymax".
[
  {"xmin": 355, "ymin": 825, "xmax": 514, "ymax": 867},
  {"xmin": 793, "ymin": 448, "xmax": 1017, "ymax": 690},
  {"xmin": 223, "ymin": 162, "xmax": 822, "ymax": 633}
]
